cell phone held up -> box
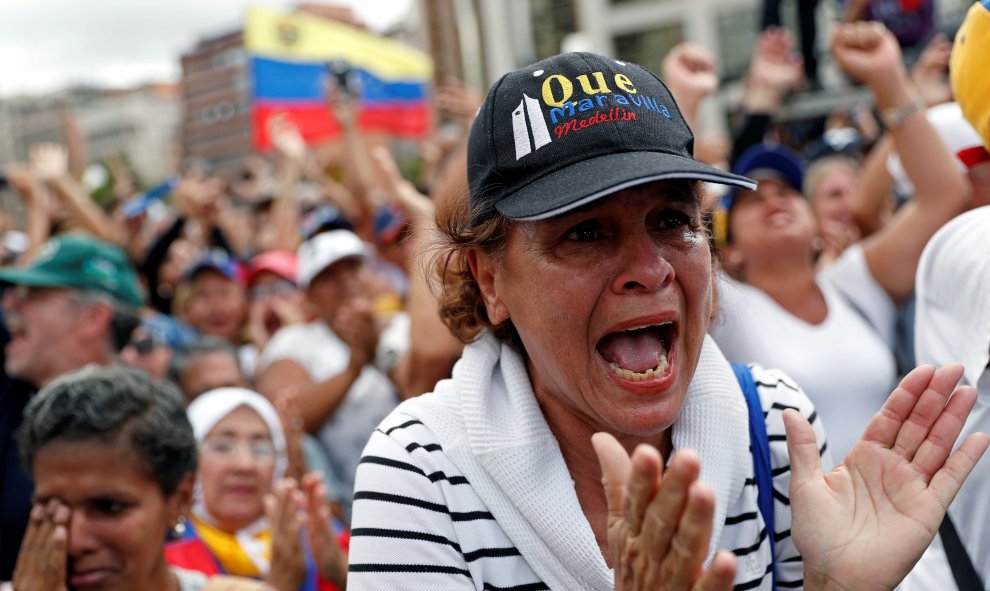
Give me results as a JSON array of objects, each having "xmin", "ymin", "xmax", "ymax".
[{"xmin": 326, "ymin": 59, "xmax": 357, "ymax": 100}]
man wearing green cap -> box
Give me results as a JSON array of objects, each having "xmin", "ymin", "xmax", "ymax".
[
  {"xmin": 0, "ymin": 233, "xmax": 144, "ymax": 582},
  {"xmin": 0, "ymin": 233, "xmax": 143, "ymax": 387}
]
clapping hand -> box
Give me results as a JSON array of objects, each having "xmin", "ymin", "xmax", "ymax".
[
  {"xmin": 12, "ymin": 500, "xmax": 70, "ymax": 591},
  {"xmin": 301, "ymin": 472, "xmax": 347, "ymax": 588},
  {"xmin": 331, "ymin": 297, "xmax": 378, "ymax": 370},
  {"xmin": 786, "ymin": 364, "xmax": 989, "ymax": 590},
  {"xmin": 275, "ymin": 390, "xmax": 308, "ymax": 479},
  {"xmin": 265, "ymin": 479, "xmax": 308, "ymax": 591},
  {"xmin": 592, "ymin": 433, "xmax": 736, "ymax": 591}
]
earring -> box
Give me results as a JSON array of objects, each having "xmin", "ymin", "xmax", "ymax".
[
  {"xmin": 172, "ymin": 515, "xmax": 187, "ymax": 537},
  {"xmin": 812, "ymin": 235, "xmax": 826, "ymax": 252}
]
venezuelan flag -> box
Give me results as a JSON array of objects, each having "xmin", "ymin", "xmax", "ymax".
[{"xmin": 245, "ymin": 7, "xmax": 433, "ymax": 150}]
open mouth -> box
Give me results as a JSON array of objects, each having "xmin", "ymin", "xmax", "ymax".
[
  {"xmin": 766, "ymin": 210, "xmax": 794, "ymax": 227},
  {"xmin": 596, "ymin": 322, "xmax": 674, "ymax": 382},
  {"xmin": 4, "ymin": 312, "xmax": 25, "ymax": 338}
]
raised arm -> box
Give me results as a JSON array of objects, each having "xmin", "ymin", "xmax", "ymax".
[
  {"xmin": 661, "ymin": 43, "xmax": 719, "ymax": 135},
  {"xmin": 368, "ymin": 146, "xmax": 462, "ymax": 398},
  {"xmin": 849, "ymin": 136, "xmax": 895, "ymax": 237},
  {"xmin": 331, "ymin": 92, "xmax": 375, "ymax": 240},
  {"xmin": 831, "ymin": 22, "xmax": 970, "ymax": 303},
  {"xmin": 256, "ymin": 299, "xmax": 378, "ymax": 433},
  {"xmin": 4, "ymin": 165, "xmax": 51, "ymax": 262},
  {"xmin": 29, "ymin": 143, "xmax": 123, "ymax": 245},
  {"xmin": 266, "ymin": 113, "xmax": 306, "ymax": 253},
  {"xmin": 730, "ymin": 28, "xmax": 804, "ymax": 165}
]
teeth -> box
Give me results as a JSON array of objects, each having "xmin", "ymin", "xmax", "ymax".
[
  {"xmin": 608, "ymin": 352, "xmax": 669, "ymax": 381},
  {"xmin": 623, "ymin": 321, "xmax": 672, "ymax": 332},
  {"xmin": 4, "ymin": 314, "xmax": 24, "ymax": 336}
]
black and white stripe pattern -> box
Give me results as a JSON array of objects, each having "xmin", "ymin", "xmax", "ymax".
[{"xmin": 348, "ymin": 364, "xmax": 829, "ymax": 590}]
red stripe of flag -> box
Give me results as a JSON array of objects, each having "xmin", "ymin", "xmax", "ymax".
[{"xmin": 252, "ymin": 103, "xmax": 431, "ymax": 150}]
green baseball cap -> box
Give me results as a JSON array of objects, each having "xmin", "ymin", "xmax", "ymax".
[{"xmin": 0, "ymin": 234, "xmax": 144, "ymax": 308}]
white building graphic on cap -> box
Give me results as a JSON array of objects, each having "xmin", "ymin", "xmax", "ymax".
[{"xmin": 512, "ymin": 94, "xmax": 552, "ymax": 160}]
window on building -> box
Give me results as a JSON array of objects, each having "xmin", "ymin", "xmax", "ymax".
[
  {"xmin": 613, "ymin": 22, "xmax": 684, "ymax": 76},
  {"xmin": 716, "ymin": 7, "xmax": 760, "ymax": 81},
  {"xmin": 529, "ymin": 0, "xmax": 578, "ymax": 60}
]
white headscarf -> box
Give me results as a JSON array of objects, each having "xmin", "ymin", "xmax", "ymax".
[
  {"xmin": 186, "ymin": 387, "xmax": 288, "ymax": 573},
  {"xmin": 914, "ymin": 206, "xmax": 990, "ymax": 387}
]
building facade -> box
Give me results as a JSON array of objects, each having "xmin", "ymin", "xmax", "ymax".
[
  {"xmin": 0, "ymin": 84, "xmax": 180, "ymax": 185},
  {"xmin": 179, "ymin": 30, "xmax": 252, "ymax": 176},
  {"xmin": 422, "ymin": 0, "xmax": 974, "ymax": 133}
]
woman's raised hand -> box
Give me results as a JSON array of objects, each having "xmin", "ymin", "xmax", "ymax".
[
  {"xmin": 12, "ymin": 500, "xmax": 70, "ymax": 591},
  {"xmin": 302, "ymin": 472, "xmax": 348, "ymax": 588},
  {"xmin": 592, "ymin": 433, "xmax": 736, "ymax": 591},
  {"xmin": 786, "ymin": 364, "xmax": 990, "ymax": 591},
  {"xmin": 265, "ymin": 478, "xmax": 308, "ymax": 591}
]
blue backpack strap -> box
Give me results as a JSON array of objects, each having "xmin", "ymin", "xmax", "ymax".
[{"xmin": 731, "ymin": 362, "xmax": 777, "ymax": 589}]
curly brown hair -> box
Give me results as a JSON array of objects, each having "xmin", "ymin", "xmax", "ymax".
[{"xmin": 428, "ymin": 185, "xmax": 522, "ymax": 348}]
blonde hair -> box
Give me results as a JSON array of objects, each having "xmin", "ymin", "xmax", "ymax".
[{"xmin": 804, "ymin": 155, "xmax": 857, "ymax": 204}]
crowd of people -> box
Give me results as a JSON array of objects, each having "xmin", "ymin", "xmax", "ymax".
[{"xmin": 1, "ymin": 2, "xmax": 989, "ymax": 590}]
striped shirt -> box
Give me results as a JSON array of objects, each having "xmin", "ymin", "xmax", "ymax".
[{"xmin": 348, "ymin": 364, "xmax": 830, "ymax": 590}]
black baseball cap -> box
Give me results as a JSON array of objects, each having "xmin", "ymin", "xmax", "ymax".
[{"xmin": 467, "ymin": 52, "xmax": 756, "ymax": 226}]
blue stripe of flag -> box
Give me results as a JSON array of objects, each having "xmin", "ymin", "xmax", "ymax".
[{"xmin": 250, "ymin": 56, "xmax": 428, "ymax": 103}]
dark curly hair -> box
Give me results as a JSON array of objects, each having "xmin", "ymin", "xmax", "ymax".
[{"xmin": 18, "ymin": 364, "xmax": 197, "ymax": 496}]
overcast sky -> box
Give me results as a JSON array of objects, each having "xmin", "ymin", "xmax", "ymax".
[{"xmin": 0, "ymin": 0, "xmax": 414, "ymax": 97}]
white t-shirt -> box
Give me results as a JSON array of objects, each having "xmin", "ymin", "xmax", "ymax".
[
  {"xmin": 711, "ymin": 246, "xmax": 897, "ymax": 461},
  {"xmin": 258, "ymin": 320, "xmax": 399, "ymax": 518},
  {"xmin": 899, "ymin": 370, "xmax": 990, "ymax": 590}
]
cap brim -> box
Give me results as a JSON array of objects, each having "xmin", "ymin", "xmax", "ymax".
[
  {"xmin": 0, "ymin": 267, "xmax": 74, "ymax": 289},
  {"xmin": 299, "ymin": 249, "xmax": 370, "ymax": 288},
  {"xmin": 495, "ymin": 151, "xmax": 756, "ymax": 221},
  {"xmin": 185, "ymin": 263, "xmax": 233, "ymax": 282}
]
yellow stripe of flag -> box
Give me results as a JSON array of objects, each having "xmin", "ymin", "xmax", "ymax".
[{"xmin": 244, "ymin": 6, "xmax": 432, "ymax": 81}]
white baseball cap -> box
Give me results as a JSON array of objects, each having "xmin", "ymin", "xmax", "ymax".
[
  {"xmin": 296, "ymin": 229, "xmax": 370, "ymax": 288},
  {"xmin": 887, "ymin": 102, "xmax": 990, "ymax": 195}
]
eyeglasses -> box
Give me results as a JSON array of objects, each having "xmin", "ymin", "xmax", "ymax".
[
  {"xmin": 5, "ymin": 285, "xmax": 78, "ymax": 304},
  {"xmin": 249, "ymin": 280, "xmax": 297, "ymax": 300},
  {"xmin": 128, "ymin": 336, "xmax": 160, "ymax": 356},
  {"xmin": 200, "ymin": 439, "xmax": 276, "ymax": 463}
]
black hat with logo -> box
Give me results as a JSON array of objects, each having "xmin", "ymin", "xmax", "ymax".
[{"xmin": 467, "ymin": 52, "xmax": 756, "ymax": 226}]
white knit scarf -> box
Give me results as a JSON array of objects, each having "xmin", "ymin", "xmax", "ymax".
[{"xmin": 398, "ymin": 332, "xmax": 750, "ymax": 590}]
